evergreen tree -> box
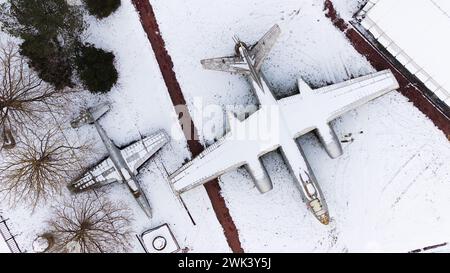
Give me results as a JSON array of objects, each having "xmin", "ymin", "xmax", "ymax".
[
  {"xmin": 83, "ymin": 0, "xmax": 121, "ymax": 19},
  {"xmin": 76, "ymin": 45, "xmax": 118, "ymax": 94},
  {"xmin": 0, "ymin": 0, "xmax": 85, "ymax": 89}
]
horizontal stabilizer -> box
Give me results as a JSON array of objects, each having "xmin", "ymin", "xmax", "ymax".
[
  {"xmin": 250, "ymin": 24, "xmax": 281, "ymax": 71},
  {"xmin": 90, "ymin": 103, "xmax": 111, "ymax": 121},
  {"xmin": 201, "ymin": 56, "xmax": 249, "ymax": 75},
  {"xmin": 201, "ymin": 24, "xmax": 281, "ymax": 74},
  {"xmin": 71, "ymin": 103, "xmax": 111, "ymax": 128}
]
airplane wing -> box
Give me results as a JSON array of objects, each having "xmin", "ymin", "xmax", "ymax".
[
  {"xmin": 121, "ymin": 130, "xmax": 169, "ymax": 174},
  {"xmin": 249, "ymin": 24, "xmax": 281, "ymax": 71},
  {"xmin": 278, "ymin": 70, "xmax": 399, "ymax": 137},
  {"xmin": 318, "ymin": 70, "xmax": 399, "ymax": 121},
  {"xmin": 200, "ymin": 56, "xmax": 249, "ymax": 75},
  {"xmin": 169, "ymin": 133, "xmax": 247, "ymax": 194},
  {"xmin": 70, "ymin": 157, "xmax": 122, "ymax": 192}
]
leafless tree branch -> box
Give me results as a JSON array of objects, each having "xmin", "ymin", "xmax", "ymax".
[
  {"xmin": 0, "ymin": 41, "xmax": 74, "ymax": 147},
  {"xmin": 0, "ymin": 127, "xmax": 88, "ymax": 208},
  {"xmin": 48, "ymin": 193, "xmax": 133, "ymax": 253}
]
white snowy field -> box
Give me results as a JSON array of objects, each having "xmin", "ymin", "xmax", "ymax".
[
  {"xmin": 0, "ymin": 1, "xmax": 230, "ymax": 253},
  {"xmin": 0, "ymin": 235, "xmax": 10, "ymax": 253},
  {"xmin": 151, "ymin": 0, "xmax": 450, "ymax": 252},
  {"xmin": 361, "ymin": 0, "xmax": 450, "ymax": 105},
  {"xmin": 332, "ymin": 0, "xmax": 367, "ymax": 20}
]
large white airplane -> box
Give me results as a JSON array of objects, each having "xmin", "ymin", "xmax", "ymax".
[
  {"xmin": 69, "ymin": 103, "xmax": 169, "ymax": 218},
  {"xmin": 169, "ymin": 25, "xmax": 399, "ymax": 225}
]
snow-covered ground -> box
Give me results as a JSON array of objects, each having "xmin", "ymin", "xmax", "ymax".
[
  {"xmin": 152, "ymin": 0, "xmax": 450, "ymax": 252},
  {"xmin": 0, "ymin": 0, "xmax": 449, "ymax": 253},
  {"xmin": 0, "ymin": 1, "xmax": 230, "ymax": 253},
  {"xmin": 332, "ymin": 0, "xmax": 367, "ymax": 20},
  {"xmin": 0, "ymin": 236, "xmax": 10, "ymax": 253},
  {"xmin": 360, "ymin": 0, "xmax": 450, "ymax": 105}
]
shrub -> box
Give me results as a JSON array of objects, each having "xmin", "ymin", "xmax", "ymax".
[
  {"xmin": 83, "ymin": 0, "xmax": 121, "ymax": 19},
  {"xmin": 0, "ymin": 0, "xmax": 85, "ymax": 89},
  {"xmin": 20, "ymin": 36, "xmax": 74, "ymax": 89},
  {"xmin": 76, "ymin": 45, "xmax": 118, "ymax": 94}
]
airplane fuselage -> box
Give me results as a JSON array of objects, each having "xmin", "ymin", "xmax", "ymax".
[
  {"xmin": 93, "ymin": 121, "xmax": 153, "ymax": 217},
  {"xmin": 174, "ymin": 27, "xmax": 398, "ymax": 226},
  {"xmin": 238, "ymin": 44, "xmax": 330, "ymax": 224}
]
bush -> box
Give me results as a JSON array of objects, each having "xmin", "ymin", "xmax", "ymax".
[
  {"xmin": 76, "ymin": 45, "xmax": 118, "ymax": 94},
  {"xmin": 20, "ymin": 36, "xmax": 74, "ymax": 89},
  {"xmin": 0, "ymin": 0, "xmax": 85, "ymax": 89},
  {"xmin": 83, "ymin": 0, "xmax": 121, "ymax": 19}
]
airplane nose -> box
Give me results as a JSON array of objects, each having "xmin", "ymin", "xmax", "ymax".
[
  {"xmin": 318, "ymin": 213, "xmax": 330, "ymax": 225},
  {"xmin": 309, "ymin": 198, "xmax": 330, "ymax": 225}
]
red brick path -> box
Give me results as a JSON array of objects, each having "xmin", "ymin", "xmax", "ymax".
[{"xmin": 131, "ymin": 0, "xmax": 243, "ymax": 253}]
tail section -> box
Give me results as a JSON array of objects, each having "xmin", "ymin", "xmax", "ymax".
[
  {"xmin": 200, "ymin": 24, "xmax": 281, "ymax": 74},
  {"xmin": 201, "ymin": 56, "xmax": 250, "ymax": 75},
  {"xmin": 71, "ymin": 103, "xmax": 111, "ymax": 128},
  {"xmin": 249, "ymin": 24, "xmax": 281, "ymax": 71}
]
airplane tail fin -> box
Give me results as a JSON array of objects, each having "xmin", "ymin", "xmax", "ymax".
[
  {"xmin": 200, "ymin": 24, "xmax": 281, "ymax": 74},
  {"xmin": 250, "ymin": 24, "xmax": 281, "ymax": 71},
  {"xmin": 71, "ymin": 103, "xmax": 111, "ymax": 128}
]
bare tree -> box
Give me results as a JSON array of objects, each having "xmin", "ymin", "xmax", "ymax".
[
  {"xmin": 0, "ymin": 41, "xmax": 68, "ymax": 148},
  {"xmin": 0, "ymin": 127, "xmax": 86, "ymax": 208},
  {"xmin": 48, "ymin": 194, "xmax": 133, "ymax": 253}
]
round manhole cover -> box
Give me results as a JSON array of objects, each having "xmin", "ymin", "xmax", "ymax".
[{"xmin": 152, "ymin": 236, "xmax": 167, "ymax": 251}]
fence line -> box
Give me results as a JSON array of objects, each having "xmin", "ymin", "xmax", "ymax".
[{"xmin": 0, "ymin": 214, "xmax": 21, "ymax": 253}]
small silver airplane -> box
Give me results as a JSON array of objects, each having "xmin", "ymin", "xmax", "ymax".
[
  {"xmin": 70, "ymin": 103, "xmax": 169, "ymax": 218},
  {"xmin": 169, "ymin": 25, "xmax": 399, "ymax": 225}
]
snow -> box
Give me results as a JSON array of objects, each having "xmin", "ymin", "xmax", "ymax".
[
  {"xmin": 0, "ymin": 0, "xmax": 449, "ymax": 253},
  {"xmin": 0, "ymin": 1, "xmax": 230, "ymax": 253},
  {"xmin": 0, "ymin": 236, "xmax": 10, "ymax": 253},
  {"xmin": 361, "ymin": 0, "xmax": 450, "ymax": 105},
  {"xmin": 152, "ymin": 0, "xmax": 450, "ymax": 252},
  {"xmin": 152, "ymin": 0, "xmax": 374, "ymax": 144},
  {"xmin": 331, "ymin": 0, "xmax": 367, "ymax": 20}
]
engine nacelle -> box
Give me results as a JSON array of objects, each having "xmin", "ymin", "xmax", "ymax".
[
  {"xmin": 316, "ymin": 124, "xmax": 343, "ymax": 159},
  {"xmin": 246, "ymin": 158, "xmax": 273, "ymax": 194}
]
